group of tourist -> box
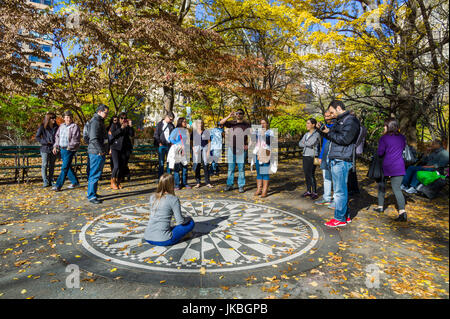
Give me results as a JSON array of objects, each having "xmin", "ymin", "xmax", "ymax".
[
  {"xmin": 35, "ymin": 100, "xmax": 449, "ymax": 246},
  {"xmin": 153, "ymin": 109, "xmax": 275, "ymax": 198},
  {"xmin": 36, "ymin": 105, "xmax": 134, "ymax": 204}
]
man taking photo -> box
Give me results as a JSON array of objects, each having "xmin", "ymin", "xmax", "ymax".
[
  {"xmin": 317, "ymin": 100, "xmax": 360, "ymax": 227},
  {"xmin": 154, "ymin": 114, "xmax": 175, "ymax": 179}
]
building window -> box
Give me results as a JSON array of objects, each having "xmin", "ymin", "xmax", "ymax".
[
  {"xmin": 29, "ymin": 55, "xmax": 51, "ymax": 63},
  {"xmin": 30, "ymin": 0, "xmax": 52, "ymax": 5}
]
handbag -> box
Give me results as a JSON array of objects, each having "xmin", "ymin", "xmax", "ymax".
[
  {"xmin": 313, "ymin": 157, "xmax": 321, "ymax": 166},
  {"xmin": 270, "ymin": 160, "xmax": 277, "ymax": 173},
  {"xmin": 367, "ymin": 153, "xmax": 384, "ymax": 181},
  {"xmin": 402, "ymin": 144, "xmax": 417, "ymax": 165}
]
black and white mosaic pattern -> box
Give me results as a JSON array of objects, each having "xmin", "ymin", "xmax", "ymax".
[{"xmin": 79, "ymin": 200, "xmax": 320, "ymax": 273}]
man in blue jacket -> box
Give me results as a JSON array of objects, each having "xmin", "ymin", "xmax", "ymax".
[
  {"xmin": 314, "ymin": 111, "xmax": 335, "ymax": 207},
  {"xmin": 318, "ymin": 100, "xmax": 360, "ymax": 227}
]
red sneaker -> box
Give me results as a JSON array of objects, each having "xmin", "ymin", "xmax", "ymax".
[
  {"xmin": 346, "ymin": 217, "xmax": 352, "ymax": 223},
  {"xmin": 324, "ymin": 219, "xmax": 347, "ymax": 227}
]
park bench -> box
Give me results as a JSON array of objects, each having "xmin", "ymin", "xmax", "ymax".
[
  {"xmin": 0, "ymin": 146, "xmax": 22, "ymax": 182},
  {"xmin": 0, "ymin": 145, "xmax": 90, "ymax": 183},
  {"xmin": 127, "ymin": 144, "xmax": 159, "ymax": 173}
]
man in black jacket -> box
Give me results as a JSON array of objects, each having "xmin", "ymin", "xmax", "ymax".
[
  {"xmin": 87, "ymin": 104, "xmax": 109, "ymax": 204},
  {"xmin": 154, "ymin": 114, "xmax": 175, "ymax": 179},
  {"xmin": 317, "ymin": 100, "xmax": 360, "ymax": 227}
]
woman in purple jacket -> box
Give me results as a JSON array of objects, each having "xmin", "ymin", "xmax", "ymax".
[{"xmin": 376, "ymin": 118, "xmax": 407, "ymax": 222}]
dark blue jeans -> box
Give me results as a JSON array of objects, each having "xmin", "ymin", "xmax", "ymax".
[
  {"xmin": 87, "ymin": 154, "xmax": 105, "ymax": 200},
  {"xmin": 172, "ymin": 163, "xmax": 189, "ymax": 188},
  {"xmin": 402, "ymin": 166, "xmax": 435, "ymax": 188},
  {"xmin": 146, "ymin": 219, "xmax": 195, "ymax": 246},
  {"xmin": 55, "ymin": 149, "xmax": 78, "ymax": 188},
  {"xmin": 158, "ymin": 145, "xmax": 170, "ymax": 178}
]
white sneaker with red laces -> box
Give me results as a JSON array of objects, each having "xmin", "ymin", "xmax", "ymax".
[{"xmin": 324, "ymin": 218, "xmax": 347, "ymax": 227}]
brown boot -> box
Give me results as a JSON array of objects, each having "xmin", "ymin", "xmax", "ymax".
[
  {"xmin": 116, "ymin": 177, "xmax": 123, "ymax": 189},
  {"xmin": 254, "ymin": 179, "xmax": 262, "ymax": 196},
  {"xmin": 260, "ymin": 180, "xmax": 269, "ymax": 198},
  {"xmin": 110, "ymin": 177, "xmax": 119, "ymax": 190}
]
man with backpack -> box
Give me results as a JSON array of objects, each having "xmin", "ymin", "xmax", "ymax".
[
  {"xmin": 87, "ymin": 104, "xmax": 109, "ymax": 204},
  {"xmin": 317, "ymin": 100, "xmax": 361, "ymax": 227},
  {"xmin": 154, "ymin": 114, "xmax": 175, "ymax": 179}
]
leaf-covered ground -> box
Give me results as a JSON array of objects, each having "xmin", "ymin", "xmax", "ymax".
[{"xmin": 0, "ymin": 159, "xmax": 448, "ymax": 299}]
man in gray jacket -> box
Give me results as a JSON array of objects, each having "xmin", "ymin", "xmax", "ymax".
[
  {"xmin": 87, "ymin": 104, "xmax": 109, "ymax": 204},
  {"xmin": 318, "ymin": 100, "xmax": 360, "ymax": 227}
]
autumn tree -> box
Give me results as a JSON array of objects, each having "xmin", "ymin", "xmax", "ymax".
[
  {"xmin": 197, "ymin": 0, "xmax": 310, "ymax": 124},
  {"xmin": 282, "ymin": 0, "xmax": 449, "ymax": 146},
  {"xmin": 0, "ymin": 0, "xmax": 52, "ymax": 96}
]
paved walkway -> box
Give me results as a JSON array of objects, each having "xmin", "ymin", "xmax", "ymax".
[{"xmin": 0, "ymin": 159, "xmax": 448, "ymax": 299}]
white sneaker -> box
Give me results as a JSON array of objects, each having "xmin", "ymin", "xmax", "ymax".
[
  {"xmin": 400, "ymin": 184, "xmax": 407, "ymax": 191},
  {"xmin": 416, "ymin": 184, "xmax": 424, "ymax": 192},
  {"xmin": 405, "ymin": 187, "xmax": 417, "ymax": 194}
]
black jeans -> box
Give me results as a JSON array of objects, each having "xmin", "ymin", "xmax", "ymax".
[
  {"xmin": 303, "ymin": 156, "xmax": 317, "ymax": 193},
  {"xmin": 111, "ymin": 149, "xmax": 129, "ymax": 179}
]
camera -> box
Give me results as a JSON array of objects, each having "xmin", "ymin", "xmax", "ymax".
[{"xmin": 318, "ymin": 122, "xmax": 326, "ymax": 131}]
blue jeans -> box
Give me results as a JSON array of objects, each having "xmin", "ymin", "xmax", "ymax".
[
  {"xmin": 87, "ymin": 154, "xmax": 106, "ymax": 200},
  {"xmin": 255, "ymin": 156, "xmax": 270, "ymax": 181},
  {"xmin": 146, "ymin": 219, "xmax": 195, "ymax": 246},
  {"xmin": 158, "ymin": 145, "xmax": 170, "ymax": 178},
  {"xmin": 402, "ymin": 166, "xmax": 435, "ymax": 188},
  {"xmin": 322, "ymin": 168, "xmax": 333, "ymax": 202},
  {"xmin": 330, "ymin": 159, "xmax": 353, "ymax": 222},
  {"xmin": 227, "ymin": 150, "xmax": 246, "ymax": 187},
  {"xmin": 55, "ymin": 149, "xmax": 78, "ymax": 188},
  {"xmin": 210, "ymin": 149, "xmax": 221, "ymax": 174},
  {"xmin": 172, "ymin": 163, "xmax": 188, "ymax": 188},
  {"xmin": 41, "ymin": 151, "xmax": 56, "ymax": 186}
]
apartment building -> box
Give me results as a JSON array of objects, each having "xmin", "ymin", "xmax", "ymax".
[{"xmin": 25, "ymin": 0, "xmax": 53, "ymax": 77}]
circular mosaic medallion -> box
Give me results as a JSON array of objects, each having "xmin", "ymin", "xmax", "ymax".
[{"xmin": 69, "ymin": 199, "xmax": 340, "ymax": 286}]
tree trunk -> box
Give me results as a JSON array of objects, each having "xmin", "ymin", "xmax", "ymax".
[
  {"xmin": 397, "ymin": 98, "xmax": 418, "ymax": 148},
  {"xmin": 162, "ymin": 85, "xmax": 174, "ymax": 117}
]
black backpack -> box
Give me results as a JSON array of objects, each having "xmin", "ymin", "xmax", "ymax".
[
  {"xmin": 418, "ymin": 178, "xmax": 447, "ymax": 199},
  {"xmin": 83, "ymin": 120, "xmax": 91, "ymax": 143}
]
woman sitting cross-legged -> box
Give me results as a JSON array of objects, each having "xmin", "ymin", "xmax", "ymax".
[{"xmin": 144, "ymin": 173, "xmax": 195, "ymax": 246}]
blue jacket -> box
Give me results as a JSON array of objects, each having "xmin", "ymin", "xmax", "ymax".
[{"xmin": 318, "ymin": 123, "xmax": 334, "ymax": 160}]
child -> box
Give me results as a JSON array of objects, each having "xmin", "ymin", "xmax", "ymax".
[{"xmin": 144, "ymin": 173, "xmax": 195, "ymax": 246}]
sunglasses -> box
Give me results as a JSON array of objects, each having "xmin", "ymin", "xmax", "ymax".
[
  {"xmin": 120, "ymin": 117, "xmax": 127, "ymax": 120},
  {"xmin": 236, "ymin": 112, "xmax": 244, "ymax": 115}
]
